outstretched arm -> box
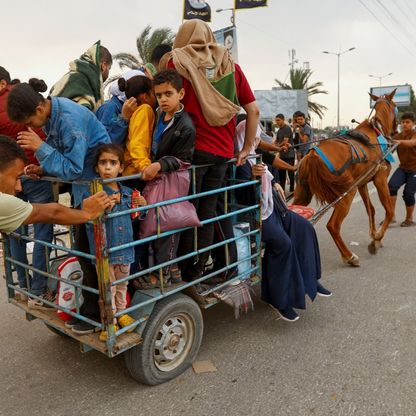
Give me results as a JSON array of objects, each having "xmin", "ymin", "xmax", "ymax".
[{"xmin": 23, "ymin": 191, "xmax": 111, "ymax": 225}]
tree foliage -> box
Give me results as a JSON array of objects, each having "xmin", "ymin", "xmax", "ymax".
[
  {"xmin": 274, "ymin": 68, "xmax": 328, "ymax": 119},
  {"xmin": 113, "ymin": 25, "xmax": 175, "ymax": 71}
]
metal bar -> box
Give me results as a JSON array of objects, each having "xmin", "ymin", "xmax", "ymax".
[
  {"xmin": 108, "ymin": 204, "xmax": 259, "ymax": 253},
  {"xmin": 116, "ymin": 250, "xmax": 261, "ymax": 317},
  {"xmin": 91, "ymin": 179, "xmax": 115, "ymax": 350},
  {"xmin": 106, "ymin": 180, "xmax": 259, "ymax": 219},
  {"xmin": 7, "ymin": 232, "xmax": 94, "ymax": 260},
  {"xmin": 110, "ymin": 229, "xmax": 260, "ymax": 289},
  {"xmin": 5, "ymin": 258, "xmax": 100, "ymax": 294}
]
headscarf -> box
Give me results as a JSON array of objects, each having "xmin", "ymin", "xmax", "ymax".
[
  {"xmin": 108, "ymin": 69, "xmax": 146, "ymax": 102},
  {"xmin": 161, "ymin": 20, "xmax": 240, "ymax": 126}
]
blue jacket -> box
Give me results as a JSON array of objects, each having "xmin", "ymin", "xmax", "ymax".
[
  {"xmin": 95, "ymin": 96, "xmax": 128, "ymax": 145},
  {"xmin": 36, "ymin": 97, "xmax": 111, "ymax": 207},
  {"xmin": 86, "ymin": 184, "xmax": 136, "ymax": 265}
]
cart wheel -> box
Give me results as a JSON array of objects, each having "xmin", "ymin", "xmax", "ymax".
[
  {"xmin": 124, "ymin": 293, "xmax": 203, "ymax": 385},
  {"xmin": 44, "ymin": 323, "xmax": 68, "ymax": 337}
]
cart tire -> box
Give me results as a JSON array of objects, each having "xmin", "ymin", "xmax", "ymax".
[
  {"xmin": 124, "ymin": 293, "xmax": 203, "ymax": 385},
  {"xmin": 44, "ymin": 323, "xmax": 68, "ymax": 337}
]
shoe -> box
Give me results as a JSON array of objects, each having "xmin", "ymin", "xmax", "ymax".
[
  {"xmin": 270, "ymin": 305, "xmax": 299, "ymax": 322},
  {"xmin": 28, "ymin": 290, "xmax": 57, "ymax": 309},
  {"xmin": 118, "ymin": 314, "xmax": 138, "ymax": 332},
  {"xmin": 317, "ymin": 282, "xmax": 332, "ymax": 297},
  {"xmin": 400, "ymin": 219, "xmax": 415, "ymax": 227},
  {"xmin": 71, "ymin": 321, "xmax": 100, "ymax": 335},
  {"xmin": 64, "ymin": 318, "xmax": 79, "ymax": 329},
  {"xmin": 99, "ymin": 325, "xmax": 119, "ymax": 342}
]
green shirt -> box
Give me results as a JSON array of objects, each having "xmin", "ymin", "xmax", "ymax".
[{"xmin": 0, "ymin": 193, "xmax": 33, "ymax": 234}]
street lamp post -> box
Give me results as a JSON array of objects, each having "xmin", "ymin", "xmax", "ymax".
[
  {"xmin": 369, "ymin": 72, "xmax": 393, "ymax": 87},
  {"xmin": 322, "ymin": 47, "xmax": 356, "ymax": 129},
  {"xmin": 216, "ymin": 8, "xmax": 236, "ymax": 26}
]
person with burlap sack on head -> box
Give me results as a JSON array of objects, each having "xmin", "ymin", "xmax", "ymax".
[{"xmin": 160, "ymin": 19, "xmax": 260, "ymax": 282}]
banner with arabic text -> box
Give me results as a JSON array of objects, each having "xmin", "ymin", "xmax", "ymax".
[
  {"xmin": 183, "ymin": 0, "xmax": 211, "ymax": 22},
  {"xmin": 235, "ymin": 0, "xmax": 267, "ymax": 9}
]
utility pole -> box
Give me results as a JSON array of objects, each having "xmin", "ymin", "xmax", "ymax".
[{"xmin": 289, "ymin": 49, "xmax": 298, "ymax": 71}]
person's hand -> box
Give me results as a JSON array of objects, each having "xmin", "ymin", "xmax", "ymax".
[
  {"xmin": 280, "ymin": 142, "xmax": 291, "ymax": 152},
  {"xmin": 141, "ymin": 162, "xmax": 161, "ymax": 181},
  {"xmin": 82, "ymin": 191, "xmax": 112, "ymax": 220},
  {"xmin": 236, "ymin": 148, "xmax": 250, "ymax": 166},
  {"xmin": 138, "ymin": 195, "xmax": 147, "ymax": 206},
  {"xmin": 273, "ymin": 183, "xmax": 286, "ymax": 201},
  {"xmin": 251, "ymin": 163, "xmax": 267, "ymax": 177},
  {"xmin": 17, "ymin": 128, "xmax": 44, "ymax": 151},
  {"xmin": 121, "ymin": 97, "xmax": 138, "ymax": 121},
  {"xmin": 24, "ymin": 164, "xmax": 43, "ymax": 179}
]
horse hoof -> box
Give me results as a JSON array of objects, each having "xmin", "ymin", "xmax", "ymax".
[
  {"xmin": 368, "ymin": 240, "xmax": 382, "ymax": 255},
  {"xmin": 343, "ymin": 253, "xmax": 360, "ymax": 267}
]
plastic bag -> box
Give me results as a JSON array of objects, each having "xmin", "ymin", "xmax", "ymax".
[{"xmin": 140, "ymin": 161, "xmax": 201, "ymax": 238}]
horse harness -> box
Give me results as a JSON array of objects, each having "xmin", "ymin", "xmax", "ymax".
[{"xmin": 311, "ymin": 132, "xmax": 370, "ymax": 176}]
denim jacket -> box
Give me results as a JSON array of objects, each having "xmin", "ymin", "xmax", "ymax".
[
  {"xmin": 86, "ymin": 184, "xmax": 137, "ymax": 265},
  {"xmin": 36, "ymin": 97, "xmax": 110, "ymax": 207},
  {"xmin": 95, "ymin": 96, "xmax": 128, "ymax": 145}
]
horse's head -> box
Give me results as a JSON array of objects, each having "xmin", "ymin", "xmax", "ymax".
[{"xmin": 369, "ymin": 89, "xmax": 398, "ymax": 138}]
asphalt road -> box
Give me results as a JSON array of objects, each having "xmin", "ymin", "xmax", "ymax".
[{"xmin": 0, "ymin": 186, "xmax": 415, "ymax": 416}]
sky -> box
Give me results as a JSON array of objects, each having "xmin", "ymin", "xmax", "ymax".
[{"xmin": 2, "ymin": 0, "xmax": 416, "ymax": 127}]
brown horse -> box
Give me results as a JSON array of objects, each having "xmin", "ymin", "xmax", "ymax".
[{"xmin": 293, "ymin": 90, "xmax": 397, "ymax": 266}]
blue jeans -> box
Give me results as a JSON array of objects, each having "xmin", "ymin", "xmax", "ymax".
[{"xmin": 9, "ymin": 178, "xmax": 54, "ymax": 295}]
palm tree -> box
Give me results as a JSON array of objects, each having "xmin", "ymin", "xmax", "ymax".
[
  {"xmin": 113, "ymin": 25, "xmax": 175, "ymax": 71},
  {"xmin": 274, "ymin": 69, "xmax": 328, "ymax": 119}
]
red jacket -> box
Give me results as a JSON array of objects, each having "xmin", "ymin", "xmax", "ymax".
[{"xmin": 0, "ymin": 85, "xmax": 46, "ymax": 165}]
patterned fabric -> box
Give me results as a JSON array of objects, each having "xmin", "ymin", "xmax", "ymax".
[
  {"xmin": 288, "ymin": 205, "xmax": 315, "ymax": 220},
  {"xmin": 50, "ymin": 41, "xmax": 103, "ymax": 111}
]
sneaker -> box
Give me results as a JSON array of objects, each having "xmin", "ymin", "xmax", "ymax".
[
  {"xmin": 270, "ymin": 305, "xmax": 299, "ymax": 322},
  {"xmin": 64, "ymin": 318, "xmax": 79, "ymax": 329},
  {"xmin": 118, "ymin": 314, "xmax": 138, "ymax": 332},
  {"xmin": 99, "ymin": 325, "xmax": 119, "ymax": 342},
  {"xmin": 71, "ymin": 321, "xmax": 100, "ymax": 335},
  {"xmin": 317, "ymin": 282, "xmax": 332, "ymax": 297},
  {"xmin": 28, "ymin": 290, "xmax": 57, "ymax": 309}
]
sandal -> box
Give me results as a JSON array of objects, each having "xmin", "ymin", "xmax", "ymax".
[
  {"xmin": 400, "ymin": 220, "xmax": 416, "ymax": 227},
  {"xmin": 132, "ymin": 273, "xmax": 168, "ymax": 290}
]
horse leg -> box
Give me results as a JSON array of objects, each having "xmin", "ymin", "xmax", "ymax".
[
  {"xmin": 326, "ymin": 190, "xmax": 360, "ymax": 266},
  {"xmin": 372, "ymin": 170, "xmax": 394, "ymax": 245},
  {"xmin": 357, "ymin": 184, "xmax": 378, "ymax": 254}
]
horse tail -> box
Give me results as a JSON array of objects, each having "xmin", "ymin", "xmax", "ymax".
[{"xmin": 300, "ymin": 151, "xmax": 354, "ymax": 204}]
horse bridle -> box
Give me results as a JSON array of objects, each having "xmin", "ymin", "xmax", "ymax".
[{"xmin": 369, "ymin": 96, "xmax": 398, "ymax": 141}]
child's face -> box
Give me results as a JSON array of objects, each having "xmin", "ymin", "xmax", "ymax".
[
  {"xmin": 401, "ymin": 119, "xmax": 414, "ymax": 132},
  {"xmin": 96, "ymin": 152, "xmax": 123, "ymax": 179},
  {"xmin": 154, "ymin": 82, "xmax": 184, "ymax": 115}
]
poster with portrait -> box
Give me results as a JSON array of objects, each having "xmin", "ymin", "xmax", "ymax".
[
  {"xmin": 183, "ymin": 0, "xmax": 211, "ymax": 22},
  {"xmin": 235, "ymin": 0, "xmax": 267, "ymax": 9},
  {"xmin": 213, "ymin": 26, "xmax": 239, "ymax": 63}
]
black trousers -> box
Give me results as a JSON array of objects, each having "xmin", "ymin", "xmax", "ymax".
[
  {"xmin": 278, "ymin": 157, "xmax": 295, "ymax": 192},
  {"xmin": 178, "ymin": 150, "xmax": 229, "ymax": 280}
]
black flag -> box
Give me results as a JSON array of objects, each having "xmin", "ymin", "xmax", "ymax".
[
  {"xmin": 235, "ymin": 0, "xmax": 267, "ymax": 9},
  {"xmin": 183, "ymin": 0, "xmax": 211, "ymax": 22}
]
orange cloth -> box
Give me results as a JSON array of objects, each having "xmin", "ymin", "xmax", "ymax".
[{"xmin": 123, "ymin": 104, "xmax": 155, "ymax": 176}]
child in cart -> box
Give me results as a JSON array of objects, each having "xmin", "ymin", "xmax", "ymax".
[{"xmin": 86, "ymin": 144, "xmax": 146, "ymax": 341}]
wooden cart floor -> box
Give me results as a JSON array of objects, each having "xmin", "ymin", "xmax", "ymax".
[{"xmin": 10, "ymin": 298, "xmax": 142, "ymax": 356}]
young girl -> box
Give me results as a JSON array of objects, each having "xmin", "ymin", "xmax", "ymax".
[
  {"xmin": 87, "ymin": 144, "xmax": 146, "ymax": 341},
  {"xmin": 118, "ymin": 75, "xmax": 156, "ymax": 179}
]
